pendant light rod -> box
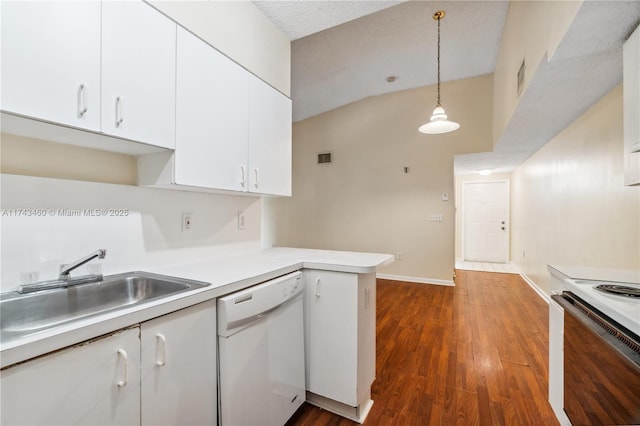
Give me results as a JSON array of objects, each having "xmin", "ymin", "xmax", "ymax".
[{"xmin": 434, "ymin": 10, "xmax": 444, "ymax": 107}]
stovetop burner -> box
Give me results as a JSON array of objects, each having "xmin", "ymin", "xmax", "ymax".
[{"xmin": 595, "ymin": 284, "xmax": 640, "ymax": 298}]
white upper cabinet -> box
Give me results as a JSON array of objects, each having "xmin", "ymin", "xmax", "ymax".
[
  {"xmin": 0, "ymin": 1, "xmax": 101, "ymax": 131},
  {"xmin": 101, "ymin": 1, "xmax": 176, "ymax": 149},
  {"xmin": 248, "ymin": 75, "xmax": 293, "ymax": 196},
  {"xmin": 139, "ymin": 28, "xmax": 292, "ymax": 196},
  {"xmin": 174, "ymin": 27, "xmax": 249, "ymax": 191},
  {"xmin": 623, "ymin": 24, "xmax": 640, "ymax": 186}
]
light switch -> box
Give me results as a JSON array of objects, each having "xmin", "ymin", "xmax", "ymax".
[
  {"xmin": 237, "ymin": 211, "xmax": 246, "ymax": 230},
  {"xmin": 182, "ymin": 212, "xmax": 192, "ymax": 231}
]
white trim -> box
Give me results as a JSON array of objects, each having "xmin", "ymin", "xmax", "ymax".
[
  {"xmin": 455, "ymin": 259, "xmax": 520, "ymax": 274},
  {"xmin": 519, "ymin": 272, "xmax": 550, "ymax": 304},
  {"xmin": 376, "ymin": 273, "xmax": 454, "ymax": 286},
  {"xmin": 306, "ymin": 392, "xmax": 373, "ymax": 424}
]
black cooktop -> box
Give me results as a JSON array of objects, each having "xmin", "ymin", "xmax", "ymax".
[{"xmin": 595, "ymin": 284, "xmax": 640, "ymax": 298}]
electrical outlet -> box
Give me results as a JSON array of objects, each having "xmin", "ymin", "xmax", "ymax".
[
  {"xmin": 427, "ymin": 214, "xmax": 443, "ymax": 222},
  {"xmin": 396, "ymin": 252, "xmax": 404, "ymax": 260},
  {"xmin": 182, "ymin": 212, "xmax": 192, "ymax": 231},
  {"xmin": 237, "ymin": 211, "xmax": 246, "ymax": 230}
]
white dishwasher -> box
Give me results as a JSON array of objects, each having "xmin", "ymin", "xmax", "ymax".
[{"xmin": 217, "ymin": 271, "xmax": 306, "ymax": 426}]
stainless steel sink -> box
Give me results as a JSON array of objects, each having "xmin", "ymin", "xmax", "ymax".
[{"xmin": 0, "ymin": 271, "xmax": 210, "ymax": 344}]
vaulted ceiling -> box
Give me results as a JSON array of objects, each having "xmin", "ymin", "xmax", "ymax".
[{"xmin": 253, "ymin": 1, "xmax": 640, "ymax": 175}]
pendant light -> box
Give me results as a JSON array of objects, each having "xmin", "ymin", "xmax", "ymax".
[{"xmin": 419, "ymin": 10, "xmax": 460, "ymax": 134}]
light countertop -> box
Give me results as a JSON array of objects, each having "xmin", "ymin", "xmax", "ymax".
[
  {"xmin": 1, "ymin": 247, "xmax": 393, "ymax": 369},
  {"xmin": 548, "ymin": 264, "xmax": 640, "ymax": 285}
]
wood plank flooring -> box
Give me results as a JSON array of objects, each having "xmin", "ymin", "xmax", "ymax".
[{"xmin": 287, "ymin": 270, "xmax": 558, "ymax": 426}]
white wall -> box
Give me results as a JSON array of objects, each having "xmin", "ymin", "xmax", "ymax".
[
  {"xmin": 510, "ymin": 85, "xmax": 640, "ymax": 293},
  {"xmin": 0, "ymin": 174, "xmax": 261, "ymax": 293},
  {"xmin": 265, "ymin": 75, "xmax": 494, "ymax": 283},
  {"xmin": 493, "ymin": 0, "xmax": 581, "ymax": 147},
  {"xmin": 1, "ymin": 134, "xmax": 137, "ymax": 185}
]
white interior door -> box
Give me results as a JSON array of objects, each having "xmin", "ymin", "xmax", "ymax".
[{"xmin": 463, "ymin": 180, "xmax": 510, "ymax": 263}]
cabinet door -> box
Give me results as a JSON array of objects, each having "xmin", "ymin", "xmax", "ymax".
[
  {"xmin": 0, "ymin": 1, "xmax": 101, "ymax": 130},
  {"xmin": 548, "ymin": 299, "xmax": 566, "ymax": 423},
  {"xmin": 248, "ymin": 75, "xmax": 292, "ymax": 196},
  {"xmin": 303, "ymin": 270, "xmax": 359, "ymax": 405},
  {"xmin": 0, "ymin": 328, "xmax": 140, "ymax": 426},
  {"xmin": 356, "ymin": 272, "xmax": 376, "ymax": 404},
  {"xmin": 102, "ymin": 1, "xmax": 176, "ymax": 149},
  {"xmin": 175, "ymin": 27, "xmax": 249, "ymax": 191},
  {"xmin": 141, "ymin": 300, "xmax": 217, "ymax": 426}
]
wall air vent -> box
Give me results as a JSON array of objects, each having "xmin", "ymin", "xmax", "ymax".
[
  {"xmin": 517, "ymin": 59, "xmax": 525, "ymax": 96},
  {"xmin": 317, "ymin": 152, "xmax": 332, "ymax": 164}
]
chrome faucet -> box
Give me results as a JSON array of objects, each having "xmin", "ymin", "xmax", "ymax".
[
  {"xmin": 18, "ymin": 249, "xmax": 107, "ymax": 294},
  {"xmin": 59, "ymin": 249, "xmax": 106, "ymax": 280}
]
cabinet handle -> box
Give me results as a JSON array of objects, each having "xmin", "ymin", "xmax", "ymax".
[
  {"xmin": 156, "ymin": 333, "xmax": 167, "ymax": 367},
  {"xmin": 253, "ymin": 168, "xmax": 260, "ymax": 189},
  {"xmin": 240, "ymin": 165, "xmax": 246, "ymax": 188},
  {"xmin": 315, "ymin": 277, "xmax": 321, "ymax": 298},
  {"xmin": 117, "ymin": 348, "xmax": 128, "ymax": 387},
  {"xmin": 365, "ymin": 287, "xmax": 370, "ymax": 309},
  {"xmin": 77, "ymin": 84, "xmax": 88, "ymax": 118},
  {"xmin": 115, "ymin": 96, "xmax": 124, "ymax": 127}
]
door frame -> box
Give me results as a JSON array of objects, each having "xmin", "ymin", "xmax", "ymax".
[{"xmin": 461, "ymin": 179, "xmax": 511, "ymax": 263}]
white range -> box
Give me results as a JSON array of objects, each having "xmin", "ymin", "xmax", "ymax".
[{"xmin": 548, "ymin": 265, "xmax": 640, "ymax": 334}]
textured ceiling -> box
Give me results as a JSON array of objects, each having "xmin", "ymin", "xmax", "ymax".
[
  {"xmin": 290, "ymin": 1, "xmax": 508, "ymax": 122},
  {"xmin": 252, "ymin": 0, "xmax": 405, "ymax": 40},
  {"xmin": 254, "ymin": 0, "xmax": 640, "ymax": 175},
  {"xmin": 457, "ymin": 0, "xmax": 640, "ymax": 175}
]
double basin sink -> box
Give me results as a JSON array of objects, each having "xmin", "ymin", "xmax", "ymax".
[{"xmin": 0, "ymin": 271, "xmax": 210, "ymax": 344}]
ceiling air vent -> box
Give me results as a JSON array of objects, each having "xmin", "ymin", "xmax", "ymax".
[
  {"xmin": 317, "ymin": 152, "xmax": 332, "ymax": 164},
  {"xmin": 517, "ymin": 59, "xmax": 525, "ymax": 96}
]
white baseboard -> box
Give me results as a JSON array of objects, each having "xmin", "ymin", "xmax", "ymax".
[
  {"xmin": 306, "ymin": 392, "xmax": 373, "ymax": 424},
  {"xmin": 376, "ymin": 272, "xmax": 548, "ymax": 302},
  {"xmin": 376, "ymin": 273, "xmax": 454, "ymax": 286},
  {"xmin": 519, "ymin": 272, "xmax": 550, "ymax": 304}
]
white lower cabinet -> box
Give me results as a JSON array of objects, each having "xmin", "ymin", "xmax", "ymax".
[
  {"xmin": 548, "ymin": 298, "xmax": 567, "ymax": 425},
  {"xmin": 0, "ymin": 328, "xmax": 141, "ymax": 426},
  {"xmin": 141, "ymin": 299, "xmax": 217, "ymax": 426},
  {"xmin": 302, "ymin": 269, "xmax": 376, "ymax": 423},
  {"xmin": 0, "ymin": 301, "xmax": 217, "ymax": 426}
]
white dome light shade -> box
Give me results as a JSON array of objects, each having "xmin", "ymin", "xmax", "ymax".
[{"xmin": 418, "ymin": 105, "xmax": 460, "ymax": 134}]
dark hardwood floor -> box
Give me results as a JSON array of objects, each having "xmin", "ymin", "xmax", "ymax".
[{"xmin": 288, "ymin": 270, "xmax": 558, "ymax": 425}]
